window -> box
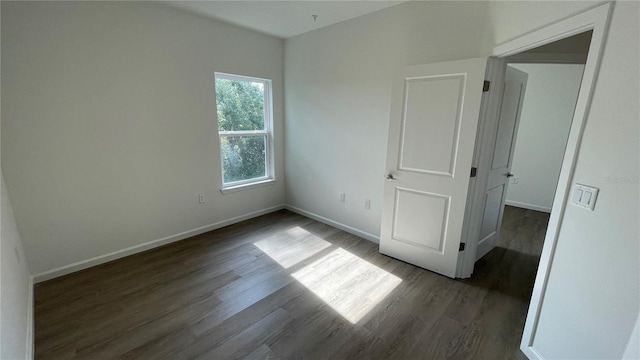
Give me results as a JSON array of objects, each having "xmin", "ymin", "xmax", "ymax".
[{"xmin": 215, "ymin": 73, "xmax": 274, "ymax": 190}]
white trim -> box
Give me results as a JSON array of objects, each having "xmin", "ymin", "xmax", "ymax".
[
  {"xmin": 220, "ymin": 178, "xmax": 277, "ymax": 194},
  {"xmin": 32, "ymin": 203, "xmax": 379, "ymax": 283},
  {"xmin": 219, "ymin": 130, "xmax": 268, "ymax": 136},
  {"xmin": 507, "ymin": 52, "xmax": 587, "ymax": 64},
  {"xmin": 215, "ymin": 72, "xmax": 271, "ymax": 84},
  {"xmin": 215, "ymin": 72, "xmax": 275, "ymax": 191},
  {"xmin": 505, "ymin": 200, "xmax": 551, "ymax": 213},
  {"xmin": 490, "ymin": 3, "xmax": 612, "ymax": 359},
  {"xmin": 33, "ymin": 204, "xmax": 285, "ymax": 283},
  {"xmin": 492, "ymin": 3, "xmax": 609, "ymax": 57},
  {"xmin": 285, "ymin": 205, "xmax": 380, "ymax": 244},
  {"xmin": 26, "ymin": 276, "xmax": 34, "ymax": 360},
  {"xmin": 527, "ymin": 347, "xmax": 545, "ymax": 360}
]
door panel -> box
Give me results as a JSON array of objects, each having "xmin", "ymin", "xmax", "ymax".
[
  {"xmin": 476, "ymin": 66, "xmax": 528, "ymax": 260},
  {"xmin": 492, "ymin": 77, "xmax": 525, "ymax": 170},
  {"xmin": 392, "ymin": 188, "xmax": 448, "ymax": 252},
  {"xmin": 400, "ymin": 75, "xmax": 465, "ymax": 175},
  {"xmin": 380, "ymin": 58, "xmax": 488, "ymax": 278},
  {"xmin": 480, "ymin": 184, "xmax": 505, "ymax": 239}
]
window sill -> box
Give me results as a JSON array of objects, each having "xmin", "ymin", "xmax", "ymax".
[{"xmin": 220, "ymin": 178, "xmax": 277, "ymax": 194}]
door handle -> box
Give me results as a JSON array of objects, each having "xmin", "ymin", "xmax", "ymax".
[
  {"xmin": 507, "ymin": 173, "xmax": 515, "ymax": 178},
  {"xmin": 386, "ymin": 173, "xmax": 398, "ymax": 181}
]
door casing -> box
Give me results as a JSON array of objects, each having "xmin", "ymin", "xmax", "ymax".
[{"xmin": 455, "ymin": 3, "xmax": 613, "ymax": 359}]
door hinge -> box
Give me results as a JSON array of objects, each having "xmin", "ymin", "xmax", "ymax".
[
  {"xmin": 470, "ymin": 167, "xmax": 477, "ymax": 178},
  {"xmin": 483, "ymin": 80, "xmax": 490, "ymax": 92},
  {"xmin": 459, "ymin": 243, "xmax": 466, "ymax": 251}
]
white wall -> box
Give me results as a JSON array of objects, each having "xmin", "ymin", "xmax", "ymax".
[
  {"xmin": 1, "ymin": 5, "xmax": 34, "ymax": 356},
  {"xmin": 0, "ymin": 171, "xmax": 33, "ymax": 360},
  {"xmin": 284, "ymin": 1, "xmax": 493, "ymax": 238},
  {"xmin": 505, "ymin": 64, "xmax": 585, "ymax": 213},
  {"xmin": 285, "ymin": 0, "xmax": 638, "ymax": 358},
  {"xmin": 624, "ymin": 314, "xmax": 640, "ymax": 359},
  {"xmin": 521, "ymin": 2, "xmax": 639, "ymax": 358},
  {"xmin": 1, "ymin": 1, "xmax": 285, "ymax": 277},
  {"xmin": 2, "ymin": 1, "xmax": 638, "ymax": 358}
]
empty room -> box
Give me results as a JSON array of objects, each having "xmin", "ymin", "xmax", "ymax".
[{"xmin": 1, "ymin": 1, "xmax": 638, "ymax": 359}]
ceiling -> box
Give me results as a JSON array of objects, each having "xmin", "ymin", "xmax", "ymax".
[{"xmin": 162, "ymin": 1, "xmax": 407, "ymax": 39}]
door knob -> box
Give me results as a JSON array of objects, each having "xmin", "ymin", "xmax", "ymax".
[
  {"xmin": 386, "ymin": 173, "xmax": 398, "ymax": 181},
  {"xmin": 507, "ymin": 173, "xmax": 515, "ymax": 178}
]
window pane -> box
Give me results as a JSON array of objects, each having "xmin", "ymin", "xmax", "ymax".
[
  {"xmin": 221, "ymin": 135, "xmax": 267, "ymax": 184},
  {"xmin": 215, "ymin": 78, "xmax": 265, "ymax": 131}
]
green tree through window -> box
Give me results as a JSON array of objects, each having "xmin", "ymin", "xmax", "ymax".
[{"xmin": 215, "ymin": 74, "xmax": 272, "ymax": 186}]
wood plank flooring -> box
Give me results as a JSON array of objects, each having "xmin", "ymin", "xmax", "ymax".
[{"xmin": 34, "ymin": 206, "xmax": 548, "ymax": 359}]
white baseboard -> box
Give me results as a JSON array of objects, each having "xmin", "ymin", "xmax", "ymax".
[
  {"xmin": 285, "ymin": 205, "xmax": 380, "ymax": 244},
  {"xmin": 521, "ymin": 345, "xmax": 545, "ymax": 360},
  {"xmin": 33, "ymin": 204, "xmax": 285, "ymax": 283},
  {"xmin": 26, "ymin": 276, "xmax": 34, "ymax": 360},
  {"xmin": 32, "ymin": 203, "xmax": 377, "ymax": 283},
  {"xmin": 505, "ymin": 200, "xmax": 551, "ymax": 213}
]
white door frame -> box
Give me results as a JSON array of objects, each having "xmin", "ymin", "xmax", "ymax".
[{"xmin": 458, "ymin": 2, "xmax": 612, "ymax": 359}]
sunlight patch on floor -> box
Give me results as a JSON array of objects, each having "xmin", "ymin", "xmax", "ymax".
[
  {"xmin": 253, "ymin": 227, "xmax": 331, "ymax": 269},
  {"xmin": 291, "ymin": 248, "xmax": 402, "ymax": 324}
]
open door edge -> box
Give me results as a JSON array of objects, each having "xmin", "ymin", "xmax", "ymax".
[{"xmin": 456, "ymin": 57, "xmax": 508, "ymax": 279}]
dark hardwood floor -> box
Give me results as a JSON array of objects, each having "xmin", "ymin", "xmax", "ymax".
[{"xmin": 34, "ymin": 206, "xmax": 548, "ymax": 359}]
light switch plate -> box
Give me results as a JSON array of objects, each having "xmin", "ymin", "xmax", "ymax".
[{"xmin": 571, "ymin": 184, "xmax": 599, "ymax": 211}]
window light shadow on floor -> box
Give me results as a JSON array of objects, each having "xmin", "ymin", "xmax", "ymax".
[
  {"xmin": 253, "ymin": 226, "xmax": 332, "ymax": 269},
  {"xmin": 254, "ymin": 227, "xmax": 402, "ymax": 324}
]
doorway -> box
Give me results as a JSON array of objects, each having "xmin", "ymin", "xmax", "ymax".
[
  {"xmin": 376, "ymin": 3, "xmax": 610, "ymax": 358},
  {"xmin": 465, "ymin": 24, "xmax": 600, "ymax": 358},
  {"xmin": 469, "ymin": 28, "xmax": 591, "ymax": 327},
  {"xmin": 461, "ymin": 29, "xmax": 595, "ymax": 277},
  {"xmin": 487, "ymin": 6, "xmax": 613, "ymax": 358},
  {"xmin": 498, "ymin": 59, "xmax": 587, "ymax": 267},
  {"xmin": 495, "ymin": 59, "xmax": 588, "ymax": 305},
  {"xmin": 480, "ymin": 30, "xmax": 592, "ymax": 266},
  {"xmin": 504, "ymin": 62, "xmax": 586, "ymax": 214}
]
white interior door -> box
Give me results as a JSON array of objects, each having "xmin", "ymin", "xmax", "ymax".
[
  {"xmin": 379, "ymin": 58, "xmax": 488, "ymax": 278},
  {"xmin": 475, "ymin": 66, "xmax": 528, "ymax": 260}
]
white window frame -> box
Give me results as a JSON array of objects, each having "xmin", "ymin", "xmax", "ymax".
[{"xmin": 215, "ymin": 72, "xmax": 275, "ymax": 193}]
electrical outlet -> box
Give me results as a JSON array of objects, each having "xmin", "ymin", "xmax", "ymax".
[
  {"xmin": 364, "ymin": 199, "xmax": 371, "ymax": 209},
  {"xmin": 339, "ymin": 192, "xmax": 345, "ymax": 202},
  {"xmin": 198, "ymin": 194, "xmax": 205, "ymax": 204},
  {"xmin": 513, "ymin": 177, "xmax": 519, "ymax": 184}
]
